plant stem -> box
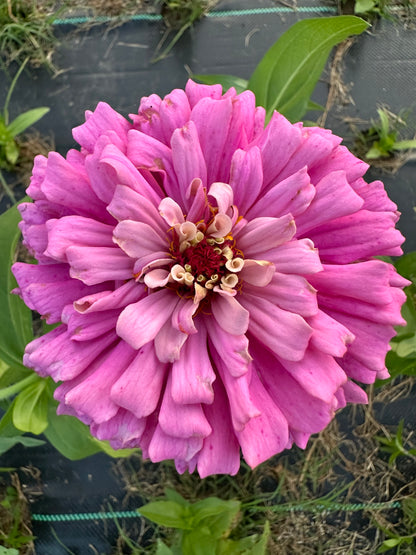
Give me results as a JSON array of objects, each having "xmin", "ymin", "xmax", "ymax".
[
  {"xmin": 0, "ymin": 373, "xmax": 39, "ymax": 401},
  {"xmin": 3, "ymin": 57, "xmax": 29, "ymax": 125},
  {"xmin": 0, "ymin": 169, "xmax": 16, "ymax": 203}
]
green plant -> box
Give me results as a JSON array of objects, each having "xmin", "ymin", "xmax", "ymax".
[
  {"xmin": 0, "ymin": 481, "xmax": 34, "ymax": 551},
  {"xmin": 194, "ymin": 16, "xmax": 369, "ymax": 123},
  {"xmin": 375, "ymin": 420, "xmax": 416, "ymax": 465},
  {"xmin": 139, "ymin": 489, "xmax": 270, "ymax": 554},
  {"xmin": 376, "ymin": 498, "xmax": 416, "ymax": 553},
  {"xmin": 360, "ymin": 107, "xmax": 416, "ymax": 160}
]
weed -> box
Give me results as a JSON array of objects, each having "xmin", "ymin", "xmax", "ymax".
[
  {"xmin": 376, "ymin": 420, "xmax": 416, "ymax": 465},
  {"xmin": 0, "ymin": 0, "xmax": 60, "ymax": 70},
  {"xmin": 0, "ymin": 473, "xmax": 34, "ymax": 554}
]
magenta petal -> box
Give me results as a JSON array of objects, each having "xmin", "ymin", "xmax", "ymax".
[
  {"xmin": 116, "ymin": 289, "xmax": 179, "ymax": 350},
  {"xmin": 264, "ymin": 238, "xmax": 322, "ymax": 275},
  {"xmin": 171, "ymin": 324, "xmax": 215, "ymax": 405},
  {"xmin": 206, "ymin": 317, "xmax": 252, "ymax": 378},
  {"xmin": 236, "ymin": 371, "xmax": 289, "ymax": 468},
  {"xmin": 148, "ymin": 425, "xmax": 203, "ymax": 464},
  {"xmin": 342, "ymin": 381, "xmax": 368, "ymax": 405},
  {"xmin": 185, "ymin": 80, "xmax": 222, "ymax": 107},
  {"xmin": 110, "ymin": 342, "xmax": 168, "ymax": 418},
  {"xmin": 171, "ymin": 297, "xmax": 198, "ymax": 334},
  {"xmin": 90, "ymin": 409, "xmax": 146, "ymax": 449},
  {"xmin": 74, "ymin": 280, "xmax": 144, "ymax": 313},
  {"xmin": 154, "ymin": 319, "xmax": 188, "ymax": 363},
  {"xmin": 197, "ymin": 380, "xmax": 240, "ymax": 478},
  {"xmin": 308, "ymin": 310, "xmax": 355, "ymax": 357}
]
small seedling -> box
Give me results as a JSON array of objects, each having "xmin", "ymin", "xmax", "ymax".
[
  {"xmin": 375, "ymin": 420, "xmax": 416, "ymax": 465},
  {"xmin": 376, "ymin": 498, "xmax": 416, "ymax": 553},
  {"xmin": 0, "ymin": 482, "xmax": 34, "ymax": 551}
]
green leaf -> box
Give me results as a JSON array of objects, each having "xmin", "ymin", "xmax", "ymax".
[
  {"xmin": 4, "ymin": 140, "xmax": 19, "ymax": 166},
  {"xmin": 354, "ymin": 0, "xmax": 377, "ymax": 13},
  {"xmin": 7, "ymin": 108, "xmax": 50, "ymax": 138},
  {"xmin": 139, "ymin": 500, "xmax": 191, "ymax": 529},
  {"xmin": 0, "ymin": 435, "xmax": 45, "ymax": 456},
  {"xmin": 12, "ymin": 378, "xmax": 49, "ymax": 434},
  {"xmin": 0, "ymin": 200, "xmax": 33, "ymax": 370},
  {"xmin": 306, "ymin": 100, "xmax": 325, "ymax": 112},
  {"xmin": 43, "ymin": 402, "xmax": 102, "ymax": 460},
  {"xmin": 156, "ymin": 540, "xmax": 174, "ymax": 555},
  {"xmin": 91, "ymin": 438, "xmax": 138, "ymax": 458},
  {"xmin": 247, "ymin": 16, "xmax": 369, "ymax": 122},
  {"xmin": 181, "ymin": 529, "xmax": 218, "ymax": 555},
  {"xmin": 192, "ymin": 497, "xmax": 240, "ymax": 528},
  {"xmin": 0, "ymin": 546, "xmax": 20, "ymax": 555},
  {"xmin": 377, "ymin": 538, "xmax": 402, "ymax": 553},
  {"xmin": 393, "ymin": 140, "xmax": 416, "ymax": 151},
  {"xmin": 164, "ymin": 488, "xmax": 190, "ymax": 507},
  {"xmin": 192, "ymin": 74, "xmax": 248, "ymax": 94}
]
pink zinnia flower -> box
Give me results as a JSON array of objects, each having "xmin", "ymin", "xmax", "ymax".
[{"xmin": 12, "ymin": 81, "xmax": 408, "ymax": 477}]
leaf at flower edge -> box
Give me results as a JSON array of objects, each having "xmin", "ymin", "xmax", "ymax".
[
  {"xmin": 247, "ymin": 16, "xmax": 369, "ymax": 122},
  {"xmin": 192, "ymin": 74, "xmax": 248, "ymax": 94},
  {"xmin": 0, "ymin": 199, "xmax": 33, "ymax": 369},
  {"xmin": 139, "ymin": 501, "xmax": 191, "ymax": 530}
]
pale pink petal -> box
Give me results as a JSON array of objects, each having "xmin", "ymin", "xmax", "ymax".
[
  {"xmin": 241, "ymin": 293, "xmax": 312, "ymax": 361},
  {"xmin": 143, "ymin": 268, "xmax": 170, "ymax": 288},
  {"xmin": 74, "ymin": 280, "xmax": 144, "ymax": 314},
  {"xmin": 170, "ymin": 121, "xmax": 208, "ymax": 195},
  {"xmin": 148, "ymin": 425, "xmax": 203, "ymax": 464},
  {"xmin": 263, "ymin": 238, "xmax": 323, "ymax": 275},
  {"xmin": 239, "ymin": 259, "xmax": 275, "ymax": 288},
  {"xmin": 111, "ymin": 343, "xmax": 168, "ymax": 418},
  {"xmin": 171, "ymin": 297, "xmax": 198, "ymax": 334},
  {"xmin": 63, "ymin": 306, "xmax": 120, "ymax": 342},
  {"xmin": 154, "ymin": 319, "xmax": 188, "ymax": 363},
  {"xmin": 91, "ymin": 409, "xmax": 146, "ymax": 449},
  {"xmin": 158, "ymin": 197, "xmax": 185, "ymax": 226},
  {"xmin": 116, "ymin": 289, "xmax": 179, "ymax": 350},
  {"xmin": 208, "ymin": 182, "xmax": 234, "ymax": 215},
  {"xmin": 113, "ymin": 220, "xmax": 167, "ymax": 259},
  {"xmin": 211, "ymin": 294, "xmax": 249, "ymax": 336}
]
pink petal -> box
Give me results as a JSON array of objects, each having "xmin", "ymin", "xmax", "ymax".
[
  {"xmin": 26, "ymin": 154, "xmax": 48, "ymax": 199},
  {"xmin": 172, "ymin": 297, "xmax": 198, "ymax": 334},
  {"xmin": 308, "ymin": 144, "xmax": 369, "ymax": 184},
  {"xmin": 24, "ymin": 326, "xmax": 117, "ymax": 381},
  {"xmin": 245, "ymin": 272, "xmax": 318, "ymax": 317},
  {"xmin": 170, "ymin": 120, "xmax": 208, "ymax": 194},
  {"xmin": 338, "ymin": 352, "xmax": 378, "ymax": 384},
  {"xmin": 91, "ymin": 409, "xmax": 146, "ymax": 449},
  {"xmin": 72, "ymin": 102, "xmax": 131, "ymax": 153},
  {"xmin": 116, "ymin": 289, "xmax": 179, "ymax": 350},
  {"xmin": 62, "ymin": 340, "xmax": 137, "ymax": 425},
  {"xmin": 158, "ymin": 374, "xmax": 212, "ymax": 439},
  {"xmin": 45, "ymin": 216, "xmax": 114, "ymax": 262},
  {"xmin": 148, "ymin": 425, "xmax": 203, "ymax": 464},
  {"xmin": 241, "ymin": 293, "xmax": 312, "ymax": 361},
  {"xmin": 234, "ymin": 214, "xmax": 296, "ymax": 257},
  {"xmin": 295, "ymin": 170, "xmax": 364, "ymax": 235},
  {"xmin": 110, "ymin": 342, "xmax": 168, "ymax": 418},
  {"xmin": 190, "ymin": 96, "xmax": 233, "ymax": 184},
  {"xmin": 197, "ymin": 380, "xmax": 240, "ymax": 478},
  {"xmin": 351, "ymin": 178, "xmax": 398, "ymax": 212},
  {"xmin": 62, "ymin": 306, "xmax": 120, "ymax": 342},
  {"xmin": 67, "ymin": 245, "xmax": 134, "ymax": 285},
  {"xmin": 211, "ymin": 294, "xmax": 249, "ymax": 336},
  {"xmin": 246, "ymin": 166, "xmax": 314, "ymax": 220},
  {"xmin": 253, "ymin": 111, "xmax": 302, "ymax": 190},
  {"xmin": 185, "ymin": 79, "xmax": 223, "ymax": 108},
  {"xmin": 113, "ymin": 220, "xmax": 167, "ymax": 259},
  {"xmin": 308, "ymin": 310, "xmax": 355, "ymax": 357},
  {"xmin": 12, "ymin": 262, "xmax": 100, "ymax": 324},
  {"xmin": 159, "ymin": 88, "xmax": 192, "ymax": 141},
  {"xmin": 229, "ymin": 147, "xmax": 263, "ymax": 215},
  {"xmin": 239, "ymin": 259, "xmax": 275, "ymax": 288},
  {"xmin": 308, "ymin": 210, "xmax": 405, "ymax": 263},
  {"xmin": 74, "ymin": 280, "xmax": 144, "ymax": 314},
  {"xmin": 143, "ymin": 268, "xmax": 170, "ymax": 289},
  {"xmin": 208, "ymin": 182, "xmax": 234, "ymax": 215},
  {"xmin": 206, "ymin": 316, "xmax": 252, "ymax": 378},
  {"xmin": 171, "ymin": 324, "xmax": 215, "ymax": 404},
  {"xmin": 342, "ymin": 381, "xmax": 368, "ymax": 405},
  {"xmin": 280, "ymin": 348, "xmax": 347, "ymax": 404},
  {"xmin": 236, "ymin": 371, "xmax": 289, "ymax": 468},
  {"xmin": 264, "ymin": 238, "xmax": 323, "ymax": 275},
  {"xmin": 154, "ymin": 319, "xmax": 188, "ymax": 363},
  {"xmin": 108, "ymin": 185, "xmax": 166, "ymax": 237},
  {"xmin": 158, "ymin": 197, "xmax": 185, "ymax": 226}
]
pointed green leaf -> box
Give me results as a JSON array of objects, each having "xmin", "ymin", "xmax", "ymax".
[
  {"xmin": 156, "ymin": 540, "xmax": 174, "ymax": 555},
  {"xmin": 247, "ymin": 16, "xmax": 369, "ymax": 122},
  {"xmin": 0, "ymin": 435, "xmax": 45, "ymax": 456},
  {"xmin": 164, "ymin": 488, "xmax": 190, "ymax": 507},
  {"xmin": 139, "ymin": 501, "xmax": 191, "ymax": 529},
  {"xmin": 192, "ymin": 74, "xmax": 248, "ymax": 94},
  {"xmin": 0, "ymin": 200, "xmax": 33, "ymax": 370},
  {"xmin": 7, "ymin": 108, "xmax": 49, "ymax": 138},
  {"xmin": 4, "ymin": 140, "xmax": 19, "ymax": 166},
  {"xmin": 393, "ymin": 140, "xmax": 416, "ymax": 151}
]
